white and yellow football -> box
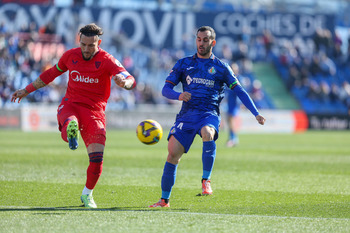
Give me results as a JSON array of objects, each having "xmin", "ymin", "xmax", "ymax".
[{"xmin": 136, "ymin": 119, "xmax": 163, "ymax": 145}]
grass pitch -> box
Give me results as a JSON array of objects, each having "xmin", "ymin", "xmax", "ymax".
[{"xmin": 0, "ymin": 130, "xmax": 349, "ymax": 232}]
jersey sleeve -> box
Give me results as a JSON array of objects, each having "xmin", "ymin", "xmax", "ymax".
[
  {"xmin": 39, "ymin": 50, "xmax": 69, "ymax": 84},
  {"xmin": 232, "ymin": 85, "xmax": 259, "ymax": 116},
  {"xmin": 224, "ymin": 63, "xmax": 240, "ymax": 89},
  {"xmin": 223, "ymin": 62, "xmax": 259, "ymax": 116},
  {"xmin": 162, "ymin": 81, "xmax": 181, "ymax": 100},
  {"xmin": 161, "ymin": 60, "xmax": 183, "ymax": 100},
  {"xmin": 56, "ymin": 50, "xmax": 70, "ymax": 72},
  {"xmin": 107, "ymin": 56, "xmax": 131, "ymax": 78},
  {"xmin": 165, "ymin": 59, "xmax": 182, "ymax": 86}
]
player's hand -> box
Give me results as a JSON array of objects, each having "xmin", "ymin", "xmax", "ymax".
[
  {"xmin": 11, "ymin": 89, "xmax": 29, "ymax": 103},
  {"xmin": 113, "ymin": 74, "xmax": 128, "ymax": 88},
  {"xmin": 256, "ymin": 115, "xmax": 266, "ymax": 125},
  {"xmin": 179, "ymin": 92, "xmax": 191, "ymax": 102}
]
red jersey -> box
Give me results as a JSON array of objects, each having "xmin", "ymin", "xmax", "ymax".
[{"xmin": 57, "ymin": 47, "xmax": 130, "ymax": 111}]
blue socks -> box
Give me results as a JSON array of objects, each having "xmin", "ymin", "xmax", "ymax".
[
  {"xmin": 202, "ymin": 140, "xmax": 216, "ymax": 180},
  {"xmin": 160, "ymin": 141, "xmax": 216, "ymax": 199},
  {"xmin": 161, "ymin": 162, "xmax": 177, "ymax": 200},
  {"xmin": 229, "ymin": 131, "xmax": 239, "ymax": 143}
]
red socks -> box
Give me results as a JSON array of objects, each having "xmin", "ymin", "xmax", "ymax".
[{"xmin": 85, "ymin": 152, "xmax": 104, "ymax": 189}]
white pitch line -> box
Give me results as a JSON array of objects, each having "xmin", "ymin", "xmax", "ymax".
[{"xmin": 0, "ymin": 206, "xmax": 349, "ymax": 221}]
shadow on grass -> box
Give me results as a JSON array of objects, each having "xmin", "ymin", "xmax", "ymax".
[{"xmin": 0, "ymin": 206, "xmax": 188, "ymax": 212}]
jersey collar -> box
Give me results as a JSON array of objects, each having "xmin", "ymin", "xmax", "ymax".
[
  {"xmin": 93, "ymin": 47, "xmax": 101, "ymax": 57},
  {"xmin": 193, "ymin": 53, "xmax": 215, "ymax": 60}
]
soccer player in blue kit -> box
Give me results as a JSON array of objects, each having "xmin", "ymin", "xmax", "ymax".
[{"xmin": 149, "ymin": 26, "xmax": 266, "ymax": 207}]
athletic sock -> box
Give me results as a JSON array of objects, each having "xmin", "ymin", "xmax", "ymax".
[
  {"xmin": 82, "ymin": 186, "xmax": 93, "ymax": 196},
  {"xmin": 161, "ymin": 161, "xmax": 177, "ymax": 200},
  {"xmin": 229, "ymin": 130, "xmax": 236, "ymax": 141},
  {"xmin": 202, "ymin": 140, "xmax": 216, "ymax": 180},
  {"xmin": 161, "ymin": 198, "xmax": 170, "ymax": 204},
  {"xmin": 85, "ymin": 152, "xmax": 103, "ymax": 190}
]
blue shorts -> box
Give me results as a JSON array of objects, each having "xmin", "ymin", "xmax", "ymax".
[{"xmin": 167, "ymin": 112, "xmax": 220, "ymax": 153}]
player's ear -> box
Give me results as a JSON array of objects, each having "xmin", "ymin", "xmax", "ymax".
[
  {"xmin": 211, "ymin": 40, "xmax": 216, "ymax": 47},
  {"xmin": 98, "ymin": 39, "xmax": 102, "ymax": 46}
]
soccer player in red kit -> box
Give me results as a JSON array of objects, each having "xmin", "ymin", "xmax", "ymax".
[{"xmin": 11, "ymin": 23, "xmax": 136, "ymax": 208}]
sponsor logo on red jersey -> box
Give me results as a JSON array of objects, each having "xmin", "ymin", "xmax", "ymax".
[{"xmin": 71, "ymin": 70, "xmax": 99, "ymax": 83}]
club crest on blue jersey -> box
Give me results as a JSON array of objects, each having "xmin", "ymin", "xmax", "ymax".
[
  {"xmin": 170, "ymin": 128, "xmax": 176, "ymax": 134},
  {"xmin": 208, "ymin": 67, "xmax": 216, "ymax": 75}
]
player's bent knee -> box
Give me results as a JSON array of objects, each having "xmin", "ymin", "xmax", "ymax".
[
  {"xmin": 87, "ymin": 142, "xmax": 105, "ymax": 154},
  {"xmin": 167, "ymin": 152, "xmax": 182, "ymax": 165},
  {"xmin": 201, "ymin": 127, "xmax": 216, "ymax": 141}
]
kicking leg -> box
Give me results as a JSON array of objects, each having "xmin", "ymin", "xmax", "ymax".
[
  {"xmin": 149, "ymin": 136, "xmax": 184, "ymax": 207},
  {"xmin": 58, "ymin": 114, "xmax": 79, "ymax": 150}
]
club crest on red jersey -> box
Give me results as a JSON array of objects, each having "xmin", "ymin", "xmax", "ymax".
[{"xmin": 95, "ymin": 61, "xmax": 101, "ymax": 69}]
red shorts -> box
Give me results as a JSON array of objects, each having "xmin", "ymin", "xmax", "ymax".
[{"xmin": 57, "ymin": 99, "xmax": 106, "ymax": 147}]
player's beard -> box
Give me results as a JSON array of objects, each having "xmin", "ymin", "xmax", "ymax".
[
  {"xmin": 82, "ymin": 50, "xmax": 98, "ymax": 61},
  {"xmin": 82, "ymin": 52, "xmax": 93, "ymax": 61},
  {"xmin": 197, "ymin": 43, "xmax": 213, "ymax": 57}
]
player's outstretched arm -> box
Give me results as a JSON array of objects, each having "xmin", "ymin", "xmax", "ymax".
[
  {"xmin": 113, "ymin": 74, "xmax": 136, "ymax": 90},
  {"xmin": 256, "ymin": 115, "xmax": 266, "ymax": 125},
  {"xmin": 232, "ymin": 85, "xmax": 266, "ymax": 125},
  {"xmin": 11, "ymin": 77, "xmax": 47, "ymax": 103}
]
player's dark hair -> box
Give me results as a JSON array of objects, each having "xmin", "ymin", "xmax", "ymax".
[
  {"xmin": 197, "ymin": 26, "xmax": 216, "ymax": 40},
  {"xmin": 79, "ymin": 23, "xmax": 103, "ymax": 37}
]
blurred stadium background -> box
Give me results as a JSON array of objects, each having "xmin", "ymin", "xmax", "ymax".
[{"xmin": 1, "ymin": 0, "xmax": 350, "ymax": 132}]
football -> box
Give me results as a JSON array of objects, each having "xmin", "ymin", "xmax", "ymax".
[{"xmin": 136, "ymin": 119, "xmax": 163, "ymax": 145}]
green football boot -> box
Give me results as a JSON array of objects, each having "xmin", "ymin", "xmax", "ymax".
[
  {"xmin": 80, "ymin": 194, "xmax": 97, "ymax": 208},
  {"xmin": 67, "ymin": 120, "xmax": 79, "ymax": 150}
]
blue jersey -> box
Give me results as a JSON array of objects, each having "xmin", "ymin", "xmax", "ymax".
[{"xmin": 165, "ymin": 54, "xmax": 239, "ymax": 118}]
